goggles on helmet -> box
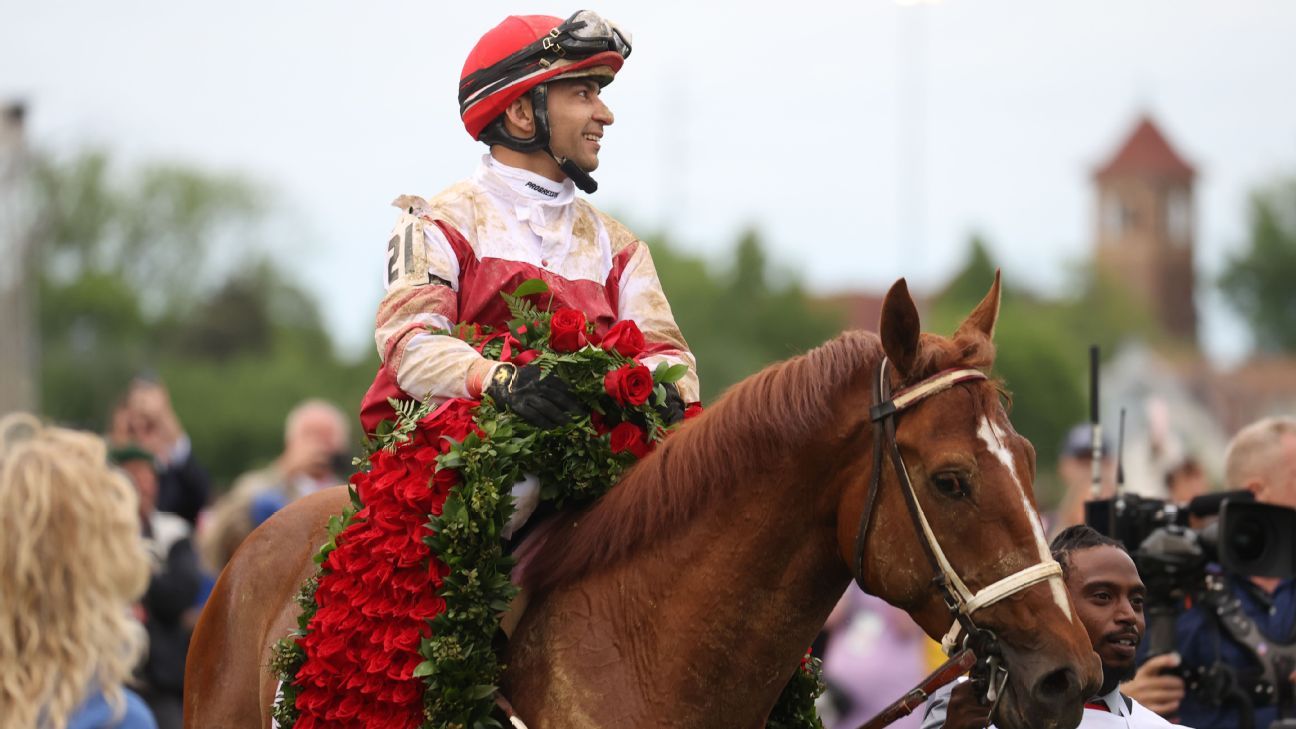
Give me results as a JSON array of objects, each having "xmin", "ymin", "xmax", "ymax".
[
  {"xmin": 552, "ymin": 10, "xmax": 632, "ymax": 59},
  {"xmin": 459, "ymin": 10, "xmax": 631, "ymax": 113}
]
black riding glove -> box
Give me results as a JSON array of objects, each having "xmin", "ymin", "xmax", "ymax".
[
  {"xmin": 485, "ymin": 363, "xmax": 586, "ymax": 429},
  {"xmin": 656, "ymin": 382, "xmax": 684, "ymax": 425}
]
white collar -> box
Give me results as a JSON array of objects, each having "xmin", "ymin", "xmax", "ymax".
[
  {"xmin": 477, "ymin": 154, "xmax": 575, "ymax": 206},
  {"xmin": 1090, "ymin": 687, "xmax": 1131, "ymax": 717}
]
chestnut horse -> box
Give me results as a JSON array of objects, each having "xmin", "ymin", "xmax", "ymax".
[{"xmin": 186, "ymin": 276, "xmax": 1101, "ymax": 729}]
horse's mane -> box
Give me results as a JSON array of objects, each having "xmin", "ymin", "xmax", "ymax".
[{"xmin": 517, "ymin": 326, "xmax": 997, "ymax": 595}]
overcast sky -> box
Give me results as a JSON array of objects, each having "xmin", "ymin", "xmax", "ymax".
[{"xmin": 4, "ymin": 1, "xmax": 1295, "ymax": 362}]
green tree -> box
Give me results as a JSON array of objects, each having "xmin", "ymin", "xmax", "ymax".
[
  {"xmin": 648, "ymin": 228, "xmax": 844, "ymax": 402},
  {"xmin": 33, "ymin": 150, "xmax": 264, "ymax": 314},
  {"xmin": 1220, "ymin": 177, "xmax": 1296, "ymax": 352},
  {"xmin": 31, "ymin": 149, "xmax": 373, "ymax": 486}
]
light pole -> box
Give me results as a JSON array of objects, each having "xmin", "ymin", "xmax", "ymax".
[
  {"xmin": 0, "ymin": 102, "xmax": 38, "ymax": 415},
  {"xmin": 896, "ymin": 0, "xmax": 941, "ymax": 282}
]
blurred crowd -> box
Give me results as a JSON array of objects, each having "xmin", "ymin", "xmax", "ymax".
[{"xmin": 1, "ymin": 378, "xmax": 350, "ymax": 729}]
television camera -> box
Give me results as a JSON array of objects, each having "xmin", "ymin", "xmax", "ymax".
[{"xmin": 1086, "ymin": 491, "xmax": 1296, "ymax": 728}]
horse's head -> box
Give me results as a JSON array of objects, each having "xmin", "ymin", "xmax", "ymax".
[{"xmin": 834, "ymin": 274, "xmax": 1101, "ymax": 729}]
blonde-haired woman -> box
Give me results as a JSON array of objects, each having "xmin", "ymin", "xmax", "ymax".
[{"xmin": 0, "ymin": 413, "xmax": 157, "ymax": 729}]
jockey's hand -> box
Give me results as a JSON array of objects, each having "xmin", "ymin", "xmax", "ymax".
[
  {"xmin": 656, "ymin": 382, "xmax": 684, "ymax": 425},
  {"xmin": 485, "ymin": 363, "xmax": 586, "ymax": 429},
  {"xmin": 943, "ymin": 680, "xmax": 993, "ymax": 729}
]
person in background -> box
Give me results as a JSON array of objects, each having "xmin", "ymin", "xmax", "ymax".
[
  {"xmin": 197, "ymin": 399, "xmax": 350, "ymax": 574},
  {"xmin": 820, "ymin": 586, "xmax": 927, "ymax": 729},
  {"xmin": 111, "ymin": 446, "xmax": 203, "ymax": 729},
  {"xmin": 1145, "ymin": 399, "xmax": 1211, "ymax": 509},
  {"xmin": 109, "ymin": 377, "xmax": 211, "ymax": 526},
  {"xmin": 1165, "ymin": 456, "xmax": 1209, "ymax": 506},
  {"xmin": 1128, "ymin": 416, "xmax": 1296, "ymax": 728},
  {"xmin": 0, "ymin": 413, "xmax": 157, "ymax": 729},
  {"xmin": 922, "ymin": 525, "xmax": 1182, "ymax": 729},
  {"xmin": 1051, "ymin": 424, "xmax": 1117, "ymax": 536}
]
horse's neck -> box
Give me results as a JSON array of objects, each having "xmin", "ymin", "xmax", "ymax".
[
  {"xmin": 641, "ymin": 454, "xmax": 851, "ymax": 648},
  {"xmin": 583, "ymin": 451, "xmax": 852, "ymax": 721},
  {"xmin": 604, "ymin": 357, "xmax": 865, "ymax": 712}
]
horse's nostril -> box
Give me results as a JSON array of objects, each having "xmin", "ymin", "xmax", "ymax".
[{"xmin": 1035, "ymin": 667, "xmax": 1077, "ymax": 701}]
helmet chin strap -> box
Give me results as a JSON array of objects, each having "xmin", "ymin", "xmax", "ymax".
[{"xmin": 553, "ymin": 154, "xmax": 598, "ymax": 194}]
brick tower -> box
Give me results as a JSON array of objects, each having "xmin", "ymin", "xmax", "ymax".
[{"xmin": 1093, "ymin": 114, "xmax": 1198, "ymax": 343}]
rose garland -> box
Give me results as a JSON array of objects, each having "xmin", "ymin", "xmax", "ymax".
[{"xmin": 269, "ymin": 281, "xmax": 823, "ymax": 728}]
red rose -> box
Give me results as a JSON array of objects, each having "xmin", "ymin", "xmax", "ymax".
[
  {"xmin": 406, "ymin": 422, "xmax": 440, "ymax": 453},
  {"xmin": 431, "ymin": 465, "xmax": 459, "ymax": 495},
  {"xmin": 608, "ymin": 422, "xmax": 653, "ymax": 459},
  {"xmin": 600, "ymin": 320, "xmax": 646, "ymax": 357},
  {"xmin": 392, "ymin": 473, "xmax": 429, "ymax": 508},
  {"xmin": 684, "ymin": 403, "xmax": 704, "ymax": 420},
  {"xmin": 428, "ymin": 398, "xmax": 480, "ymax": 446},
  {"xmin": 603, "ymin": 363, "xmax": 654, "ymax": 406},
  {"xmin": 548, "ymin": 307, "xmax": 588, "ymax": 352},
  {"xmin": 589, "ymin": 411, "xmax": 612, "ymax": 435}
]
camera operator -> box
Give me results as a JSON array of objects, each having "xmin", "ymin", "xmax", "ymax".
[
  {"xmin": 922, "ymin": 525, "xmax": 1182, "ymax": 728},
  {"xmin": 1125, "ymin": 417, "xmax": 1296, "ymax": 729}
]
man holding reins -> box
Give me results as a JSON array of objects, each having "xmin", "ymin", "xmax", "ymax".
[{"xmin": 923, "ymin": 525, "xmax": 1188, "ymax": 729}]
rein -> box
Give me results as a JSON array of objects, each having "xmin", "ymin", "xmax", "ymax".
[{"xmin": 849, "ymin": 358, "xmax": 1064, "ymax": 723}]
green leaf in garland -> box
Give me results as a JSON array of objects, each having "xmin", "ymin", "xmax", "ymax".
[
  {"xmin": 508, "ymin": 278, "xmax": 549, "ymax": 299},
  {"xmin": 654, "ymin": 362, "xmax": 690, "ymax": 384},
  {"xmin": 469, "ymin": 684, "xmax": 498, "ymax": 701},
  {"xmin": 326, "ymin": 514, "xmax": 345, "ymax": 538}
]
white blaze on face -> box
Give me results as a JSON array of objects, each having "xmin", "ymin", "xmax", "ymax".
[{"xmin": 977, "ymin": 415, "xmax": 1074, "ymax": 621}]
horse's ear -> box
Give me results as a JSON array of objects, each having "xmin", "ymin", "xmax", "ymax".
[
  {"xmin": 956, "ymin": 269, "xmax": 1002, "ymax": 340},
  {"xmin": 880, "ymin": 278, "xmax": 921, "ymax": 377}
]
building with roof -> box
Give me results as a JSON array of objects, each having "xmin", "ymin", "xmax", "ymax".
[{"xmin": 1093, "ymin": 115, "xmax": 1199, "ymax": 344}]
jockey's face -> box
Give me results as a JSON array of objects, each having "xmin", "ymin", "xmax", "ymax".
[{"xmin": 545, "ymin": 78, "xmax": 614, "ymax": 174}]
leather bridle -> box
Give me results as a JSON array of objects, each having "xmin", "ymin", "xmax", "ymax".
[{"xmin": 850, "ymin": 358, "xmax": 1064, "ymax": 662}]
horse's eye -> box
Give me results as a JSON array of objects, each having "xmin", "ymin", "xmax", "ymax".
[{"xmin": 932, "ymin": 471, "xmax": 969, "ymax": 498}]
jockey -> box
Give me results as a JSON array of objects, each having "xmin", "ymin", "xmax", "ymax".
[{"xmin": 359, "ymin": 11, "xmax": 699, "ymax": 523}]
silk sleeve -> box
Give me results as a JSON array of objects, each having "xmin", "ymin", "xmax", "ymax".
[{"xmin": 375, "ymin": 209, "xmax": 494, "ymax": 401}]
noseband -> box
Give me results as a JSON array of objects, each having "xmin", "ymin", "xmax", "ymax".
[{"xmin": 851, "ymin": 358, "xmax": 1063, "ymax": 658}]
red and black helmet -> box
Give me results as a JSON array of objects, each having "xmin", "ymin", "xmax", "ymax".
[{"xmin": 459, "ymin": 11, "xmax": 630, "ymax": 141}]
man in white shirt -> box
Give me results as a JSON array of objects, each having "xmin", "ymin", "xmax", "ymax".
[{"xmin": 923, "ymin": 525, "xmax": 1189, "ymax": 729}]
